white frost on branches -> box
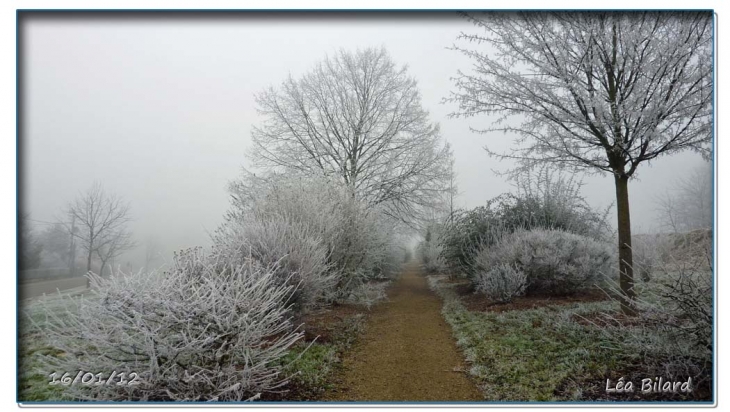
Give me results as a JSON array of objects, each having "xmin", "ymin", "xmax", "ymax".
[
  {"xmin": 250, "ymin": 47, "xmax": 454, "ymax": 225},
  {"xmin": 33, "ymin": 248, "xmax": 303, "ymax": 401},
  {"xmin": 449, "ymin": 12, "xmax": 713, "ymax": 176},
  {"xmin": 223, "ymin": 172, "xmax": 404, "ymax": 301}
]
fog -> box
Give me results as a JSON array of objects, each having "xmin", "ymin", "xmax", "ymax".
[{"xmin": 20, "ymin": 12, "xmax": 710, "ymax": 270}]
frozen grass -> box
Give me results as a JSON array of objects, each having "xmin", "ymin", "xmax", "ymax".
[
  {"xmin": 18, "ymin": 337, "xmax": 67, "ymax": 401},
  {"xmin": 276, "ymin": 312, "xmax": 367, "ymax": 400},
  {"xmin": 428, "ymin": 274, "xmax": 711, "ymax": 401},
  {"xmin": 19, "ymin": 292, "xmax": 94, "ymax": 401}
]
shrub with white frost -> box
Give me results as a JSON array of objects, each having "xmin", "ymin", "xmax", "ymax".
[
  {"xmin": 472, "ymin": 263, "xmax": 527, "ymax": 303},
  {"xmin": 213, "ymin": 216, "xmax": 335, "ymax": 311},
  {"xmin": 33, "ymin": 247, "xmax": 303, "ymax": 401},
  {"xmin": 225, "ymin": 172, "xmax": 404, "ymax": 299},
  {"xmin": 598, "ymin": 241, "xmax": 712, "ymax": 390},
  {"xmin": 417, "ymin": 223, "xmax": 447, "ymax": 274},
  {"xmin": 475, "ymin": 229, "xmax": 613, "ymax": 296},
  {"xmin": 419, "ymin": 240, "xmax": 446, "ymax": 273}
]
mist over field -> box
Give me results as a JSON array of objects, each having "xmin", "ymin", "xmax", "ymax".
[{"xmin": 20, "ymin": 12, "xmax": 709, "ymax": 271}]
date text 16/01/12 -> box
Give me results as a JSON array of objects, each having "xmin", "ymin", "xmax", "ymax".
[{"xmin": 48, "ymin": 371, "xmax": 140, "ymax": 386}]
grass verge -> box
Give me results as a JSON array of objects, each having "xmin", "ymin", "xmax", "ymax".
[{"xmin": 427, "ymin": 275, "xmax": 710, "ymax": 402}]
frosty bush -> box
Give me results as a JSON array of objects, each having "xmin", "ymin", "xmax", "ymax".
[
  {"xmin": 631, "ymin": 234, "xmax": 670, "ymax": 282},
  {"xmin": 213, "ymin": 216, "xmax": 335, "ymax": 311},
  {"xmin": 341, "ymin": 281, "xmax": 390, "ymax": 310},
  {"xmin": 631, "ymin": 230, "xmax": 711, "ymax": 283},
  {"xmin": 476, "ymin": 229, "xmax": 613, "ymax": 296},
  {"xmin": 419, "ymin": 241, "xmax": 446, "ymax": 273},
  {"xmin": 598, "ymin": 244, "xmax": 712, "ymax": 390},
  {"xmin": 472, "ymin": 263, "xmax": 527, "ymax": 303},
  {"xmin": 506, "ymin": 167, "xmax": 613, "ymax": 241},
  {"xmin": 34, "ymin": 248, "xmax": 304, "ymax": 401},
  {"xmin": 439, "ymin": 206, "xmax": 497, "ymax": 277},
  {"xmin": 417, "ymin": 223, "xmax": 447, "ymax": 274},
  {"xmin": 440, "ymin": 169, "xmax": 612, "ymax": 279},
  {"xmin": 225, "ymin": 172, "xmax": 404, "ymax": 299},
  {"xmin": 346, "ymin": 207, "xmax": 403, "ymax": 282}
]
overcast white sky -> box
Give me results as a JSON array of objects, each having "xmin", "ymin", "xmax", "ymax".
[{"xmin": 20, "ymin": 12, "xmax": 711, "ymax": 267}]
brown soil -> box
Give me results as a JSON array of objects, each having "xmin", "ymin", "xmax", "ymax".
[
  {"xmin": 446, "ymin": 278, "xmax": 609, "ymax": 313},
  {"xmin": 324, "ymin": 263, "xmax": 483, "ymax": 402},
  {"xmin": 301, "ymin": 304, "xmax": 367, "ymax": 344}
]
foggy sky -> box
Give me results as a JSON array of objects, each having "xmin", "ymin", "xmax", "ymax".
[{"xmin": 20, "ymin": 12, "xmax": 711, "ymax": 268}]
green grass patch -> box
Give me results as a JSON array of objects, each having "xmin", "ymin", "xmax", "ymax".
[
  {"xmin": 271, "ymin": 312, "xmax": 367, "ymax": 400},
  {"xmin": 18, "ymin": 332, "xmax": 68, "ymax": 402},
  {"xmin": 429, "ymin": 275, "xmax": 645, "ymax": 401},
  {"xmin": 18, "ymin": 293, "xmax": 94, "ymax": 402},
  {"xmin": 279, "ymin": 342, "xmax": 339, "ymax": 399}
]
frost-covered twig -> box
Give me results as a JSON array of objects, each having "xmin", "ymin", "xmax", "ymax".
[{"xmin": 34, "ymin": 248, "xmax": 304, "ymax": 401}]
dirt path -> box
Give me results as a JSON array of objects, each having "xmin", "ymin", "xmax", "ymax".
[{"xmin": 325, "ymin": 263, "xmax": 483, "ymax": 402}]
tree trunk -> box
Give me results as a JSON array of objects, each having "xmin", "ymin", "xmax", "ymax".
[
  {"xmin": 86, "ymin": 250, "xmax": 93, "ymax": 288},
  {"xmin": 68, "ymin": 214, "xmax": 76, "ymax": 277},
  {"xmin": 614, "ymin": 174, "xmax": 636, "ymax": 315}
]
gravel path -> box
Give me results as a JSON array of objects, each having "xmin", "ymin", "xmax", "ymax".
[{"xmin": 325, "ymin": 263, "xmax": 483, "ymax": 402}]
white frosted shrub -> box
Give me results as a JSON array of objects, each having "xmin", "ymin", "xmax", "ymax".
[
  {"xmin": 213, "ymin": 216, "xmax": 335, "ymax": 310},
  {"xmin": 477, "ymin": 229, "xmax": 613, "ymax": 295},
  {"xmin": 472, "ymin": 263, "xmax": 527, "ymax": 303},
  {"xmin": 599, "ymin": 245, "xmax": 712, "ymax": 390},
  {"xmin": 630, "ymin": 234, "xmax": 670, "ymax": 282},
  {"xmin": 417, "ymin": 222, "xmax": 447, "ymax": 274},
  {"xmin": 225, "ymin": 172, "xmax": 404, "ymax": 298},
  {"xmin": 418, "ymin": 240, "xmax": 446, "ymax": 273},
  {"xmin": 354, "ymin": 211, "xmax": 403, "ymax": 280},
  {"xmin": 34, "ymin": 248, "xmax": 303, "ymax": 401},
  {"xmin": 342, "ymin": 281, "xmax": 390, "ymax": 310}
]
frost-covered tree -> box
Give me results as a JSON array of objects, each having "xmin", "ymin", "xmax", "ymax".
[
  {"xmin": 449, "ymin": 12, "xmax": 713, "ymax": 314},
  {"xmin": 18, "ymin": 213, "xmax": 43, "ymax": 270},
  {"xmin": 143, "ymin": 235, "xmax": 164, "ymax": 271},
  {"xmin": 66, "ymin": 182, "xmax": 135, "ymax": 285},
  {"xmin": 443, "ymin": 142, "xmax": 459, "ymax": 223},
  {"xmin": 37, "ymin": 222, "xmax": 71, "ymax": 268},
  {"xmin": 95, "ymin": 228, "xmax": 136, "ymax": 277},
  {"xmin": 250, "ymin": 47, "xmax": 453, "ymax": 226},
  {"xmin": 655, "ymin": 162, "xmax": 713, "ymax": 233}
]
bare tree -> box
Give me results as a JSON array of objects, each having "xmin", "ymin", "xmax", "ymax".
[
  {"xmin": 18, "ymin": 213, "xmax": 43, "ymax": 271},
  {"xmin": 66, "ymin": 182, "xmax": 135, "ymax": 286},
  {"xmin": 448, "ymin": 12, "xmax": 712, "ymax": 314},
  {"xmin": 95, "ymin": 229, "xmax": 136, "ymax": 277},
  {"xmin": 143, "ymin": 235, "xmax": 164, "ymax": 271},
  {"xmin": 249, "ymin": 46, "xmax": 453, "ymax": 226},
  {"xmin": 655, "ymin": 162, "xmax": 713, "ymax": 233},
  {"xmin": 37, "ymin": 222, "xmax": 71, "ymax": 268},
  {"xmin": 445, "ymin": 143, "xmax": 459, "ymax": 223}
]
